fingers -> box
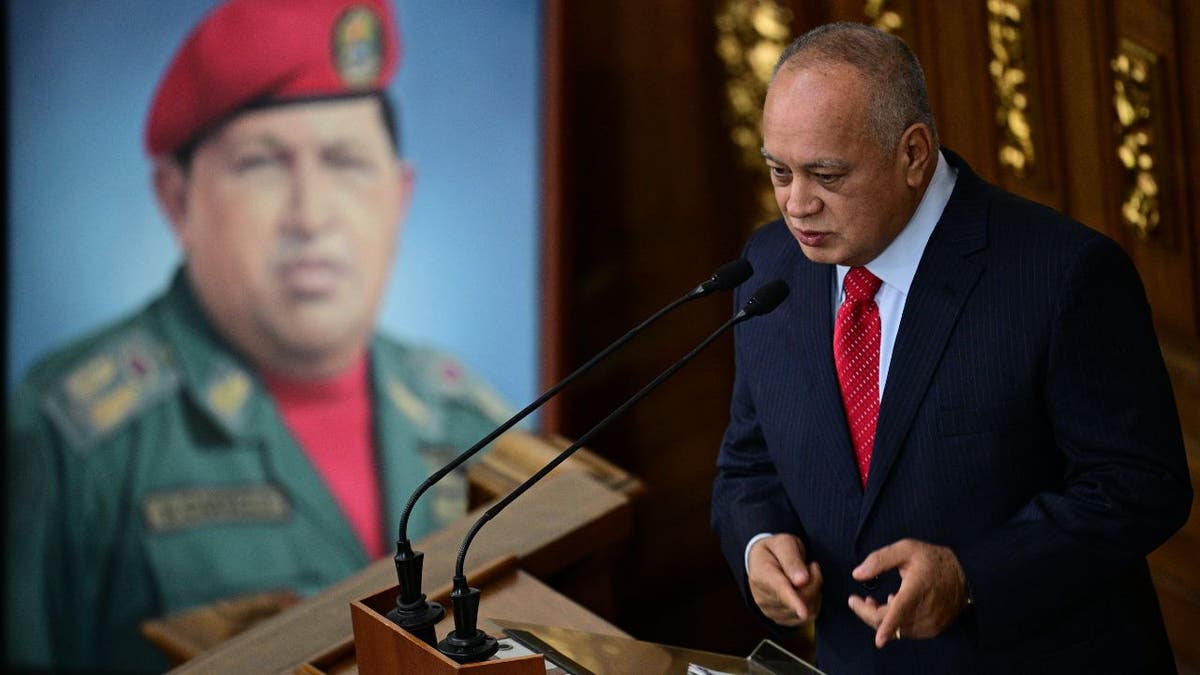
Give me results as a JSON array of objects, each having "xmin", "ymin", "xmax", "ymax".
[
  {"xmin": 850, "ymin": 540, "xmax": 913, "ymax": 647},
  {"xmin": 748, "ymin": 535, "xmax": 819, "ymax": 626},
  {"xmin": 847, "ymin": 593, "xmax": 885, "ymax": 629},
  {"xmin": 806, "ymin": 560, "xmax": 823, "ymax": 595},
  {"xmin": 849, "ymin": 539, "xmax": 970, "ymax": 647},
  {"xmin": 852, "ymin": 538, "xmax": 912, "ymax": 581},
  {"xmin": 763, "ymin": 534, "xmax": 809, "ymax": 586},
  {"xmin": 848, "ymin": 591, "xmax": 907, "ymax": 648},
  {"xmin": 756, "ymin": 569, "xmax": 808, "ymax": 625},
  {"xmin": 796, "ymin": 561, "xmax": 823, "ymax": 617},
  {"xmin": 875, "ymin": 588, "xmax": 918, "ymax": 648}
]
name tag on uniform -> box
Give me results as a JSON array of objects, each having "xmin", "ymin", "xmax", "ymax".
[{"xmin": 142, "ymin": 484, "xmax": 291, "ymax": 534}]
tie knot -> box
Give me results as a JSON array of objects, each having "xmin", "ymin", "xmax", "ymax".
[{"xmin": 843, "ymin": 267, "xmax": 882, "ymax": 303}]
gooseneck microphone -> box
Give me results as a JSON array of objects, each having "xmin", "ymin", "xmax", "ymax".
[
  {"xmin": 386, "ymin": 259, "xmax": 753, "ymax": 645},
  {"xmin": 436, "ymin": 279, "xmax": 790, "ymax": 664}
]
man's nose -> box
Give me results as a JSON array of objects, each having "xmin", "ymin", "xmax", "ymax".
[
  {"xmin": 284, "ymin": 158, "xmax": 334, "ymax": 236},
  {"xmin": 786, "ymin": 179, "xmax": 822, "ymax": 219}
]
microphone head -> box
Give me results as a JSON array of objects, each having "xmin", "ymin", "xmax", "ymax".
[
  {"xmin": 698, "ymin": 258, "xmax": 754, "ymax": 296},
  {"xmin": 739, "ymin": 279, "xmax": 790, "ymax": 318}
]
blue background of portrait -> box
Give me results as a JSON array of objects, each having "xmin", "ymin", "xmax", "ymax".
[{"xmin": 6, "ymin": 0, "xmax": 542, "ymax": 411}]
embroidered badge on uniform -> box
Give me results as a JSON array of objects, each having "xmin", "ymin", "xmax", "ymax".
[{"xmin": 142, "ymin": 484, "xmax": 292, "ymax": 534}]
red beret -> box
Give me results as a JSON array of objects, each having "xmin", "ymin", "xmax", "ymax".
[{"xmin": 145, "ymin": 0, "xmax": 400, "ymax": 156}]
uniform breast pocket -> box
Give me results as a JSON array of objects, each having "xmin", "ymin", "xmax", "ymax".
[
  {"xmin": 937, "ymin": 398, "xmax": 1031, "ymax": 438},
  {"xmin": 139, "ymin": 484, "xmax": 332, "ymax": 613}
]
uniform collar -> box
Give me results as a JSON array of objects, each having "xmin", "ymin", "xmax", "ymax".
[{"xmin": 153, "ymin": 268, "xmax": 262, "ymax": 440}]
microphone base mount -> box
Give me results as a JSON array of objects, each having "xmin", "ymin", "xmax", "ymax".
[
  {"xmin": 384, "ymin": 598, "xmax": 445, "ymax": 648},
  {"xmin": 437, "ymin": 628, "xmax": 500, "ymax": 664},
  {"xmin": 386, "ymin": 542, "xmax": 445, "ymax": 647},
  {"xmin": 437, "ymin": 577, "xmax": 499, "ymax": 663}
]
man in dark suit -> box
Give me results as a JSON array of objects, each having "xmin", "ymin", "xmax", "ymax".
[{"xmin": 711, "ymin": 22, "xmax": 1191, "ymax": 673}]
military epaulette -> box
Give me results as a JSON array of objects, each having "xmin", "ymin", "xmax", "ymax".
[
  {"xmin": 41, "ymin": 327, "xmax": 181, "ymax": 450},
  {"xmin": 420, "ymin": 352, "xmax": 512, "ymax": 425},
  {"xmin": 386, "ymin": 377, "xmax": 435, "ymax": 434},
  {"xmin": 377, "ymin": 343, "xmax": 509, "ymax": 434}
]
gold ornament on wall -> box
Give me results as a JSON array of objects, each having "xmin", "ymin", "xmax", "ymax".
[
  {"xmin": 715, "ymin": 0, "xmax": 793, "ymax": 220},
  {"xmin": 986, "ymin": 0, "xmax": 1037, "ymax": 177},
  {"xmin": 864, "ymin": 0, "xmax": 903, "ymax": 34},
  {"xmin": 1111, "ymin": 40, "xmax": 1162, "ymax": 239}
]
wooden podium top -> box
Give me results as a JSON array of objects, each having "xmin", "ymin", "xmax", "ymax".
[{"xmin": 169, "ymin": 468, "xmax": 632, "ymax": 674}]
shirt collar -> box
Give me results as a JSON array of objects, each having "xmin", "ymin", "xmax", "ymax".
[{"xmin": 837, "ymin": 149, "xmax": 958, "ymax": 297}]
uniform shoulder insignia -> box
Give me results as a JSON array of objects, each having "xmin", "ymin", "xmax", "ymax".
[
  {"xmin": 378, "ymin": 341, "xmax": 462, "ymax": 399},
  {"xmin": 463, "ymin": 378, "xmax": 513, "ymax": 426},
  {"xmin": 376, "ymin": 340, "xmax": 512, "ymax": 430},
  {"xmin": 421, "ymin": 351, "xmax": 512, "ymax": 425},
  {"xmin": 427, "ymin": 353, "xmax": 468, "ymax": 396},
  {"xmin": 41, "ymin": 327, "xmax": 180, "ymax": 450},
  {"xmin": 386, "ymin": 377, "xmax": 434, "ymax": 432}
]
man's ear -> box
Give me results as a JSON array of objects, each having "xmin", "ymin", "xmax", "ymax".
[
  {"xmin": 899, "ymin": 123, "xmax": 935, "ymax": 189},
  {"xmin": 152, "ymin": 158, "xmax": 189, "ymax": 241}
]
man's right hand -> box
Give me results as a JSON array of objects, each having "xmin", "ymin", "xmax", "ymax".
[{"xmin": 747, "ymin": 533, "xmax": 823, "ymax": 627}]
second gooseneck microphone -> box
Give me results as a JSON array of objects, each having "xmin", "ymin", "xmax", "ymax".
[
  {"xmin": 436, "ymin": 279, "xmax": 791, "ymax": 663},
  {"xmin": 386, "ymin": 259, "xmax": 753, "ymax": 645}
]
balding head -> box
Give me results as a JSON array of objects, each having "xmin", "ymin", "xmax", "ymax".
[{"xmin": 772, "ymin": 22, "xmax": 937, "ymax": 153}]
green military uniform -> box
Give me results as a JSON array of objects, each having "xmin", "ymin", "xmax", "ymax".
[{"xmin": 5, "ymin": 271, "xmax": 511, "ymax": 673}]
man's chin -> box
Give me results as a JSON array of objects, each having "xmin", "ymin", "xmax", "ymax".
[
  {"xmin": 268, "ymin": 318, "xmax": 368, "ymax": 368},
  {"xmin": 796, "ymin": 241, "xmax": 841, "ymax": 265}
]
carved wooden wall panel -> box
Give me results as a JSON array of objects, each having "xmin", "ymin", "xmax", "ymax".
[{"xmin": 1104, "ymin": 1, "xmax": 1197, "ymax": 343}]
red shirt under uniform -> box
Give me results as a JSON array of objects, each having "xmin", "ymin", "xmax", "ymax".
[{"xmin": 262, "ymin": 355, "xmax": 385, "ymax": 558}]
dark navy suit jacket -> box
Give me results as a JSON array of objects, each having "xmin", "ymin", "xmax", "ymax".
[{"xmin": 712, "ymin": 151, "xmax": 1191, "ymax": 673}]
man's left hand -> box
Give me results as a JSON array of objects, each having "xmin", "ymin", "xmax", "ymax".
[{"xmin": 847, "ymin": 538, "xmax": 969, "ymax": 648}]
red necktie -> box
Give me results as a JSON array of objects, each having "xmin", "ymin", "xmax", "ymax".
[{"xmin": 834, "ymin": 267, "xmax": 883, "ymax": 486}]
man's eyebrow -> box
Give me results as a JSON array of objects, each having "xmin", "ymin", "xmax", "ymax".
[
  {"xmin": 216, "ymin": 131, "xmax": 286, "ymax": 150},
  {"xmin": 803, "ymin": 159, "xmax": 850, "ymax": 171},
  {"xmin": 759, "ymin": 149, "xmax": 849, "ymax": 172}
]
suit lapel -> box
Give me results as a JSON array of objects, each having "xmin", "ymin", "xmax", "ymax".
[
  {"xmin": 857, "ymin": 153, "xmax": 989, "ymax": 530},
  {"xmin": 788, "ymin": 254, "xmax": 864, "ymax": 492}
]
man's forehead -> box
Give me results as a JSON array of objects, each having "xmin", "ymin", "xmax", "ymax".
[
  {"xmin": 768, "ymin": 63, "xmax": 868, "ymax": 109},
  {"xmin": 763, "ymin": 64, "xmax": 871, "ymax": 150},
  {"xmin": 211, "ymin": 97, "xmax": 389, "ymax": 146},
  {"xmin": 775, "ymin": 58, "xmax": 867, "ymax": 87}
]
